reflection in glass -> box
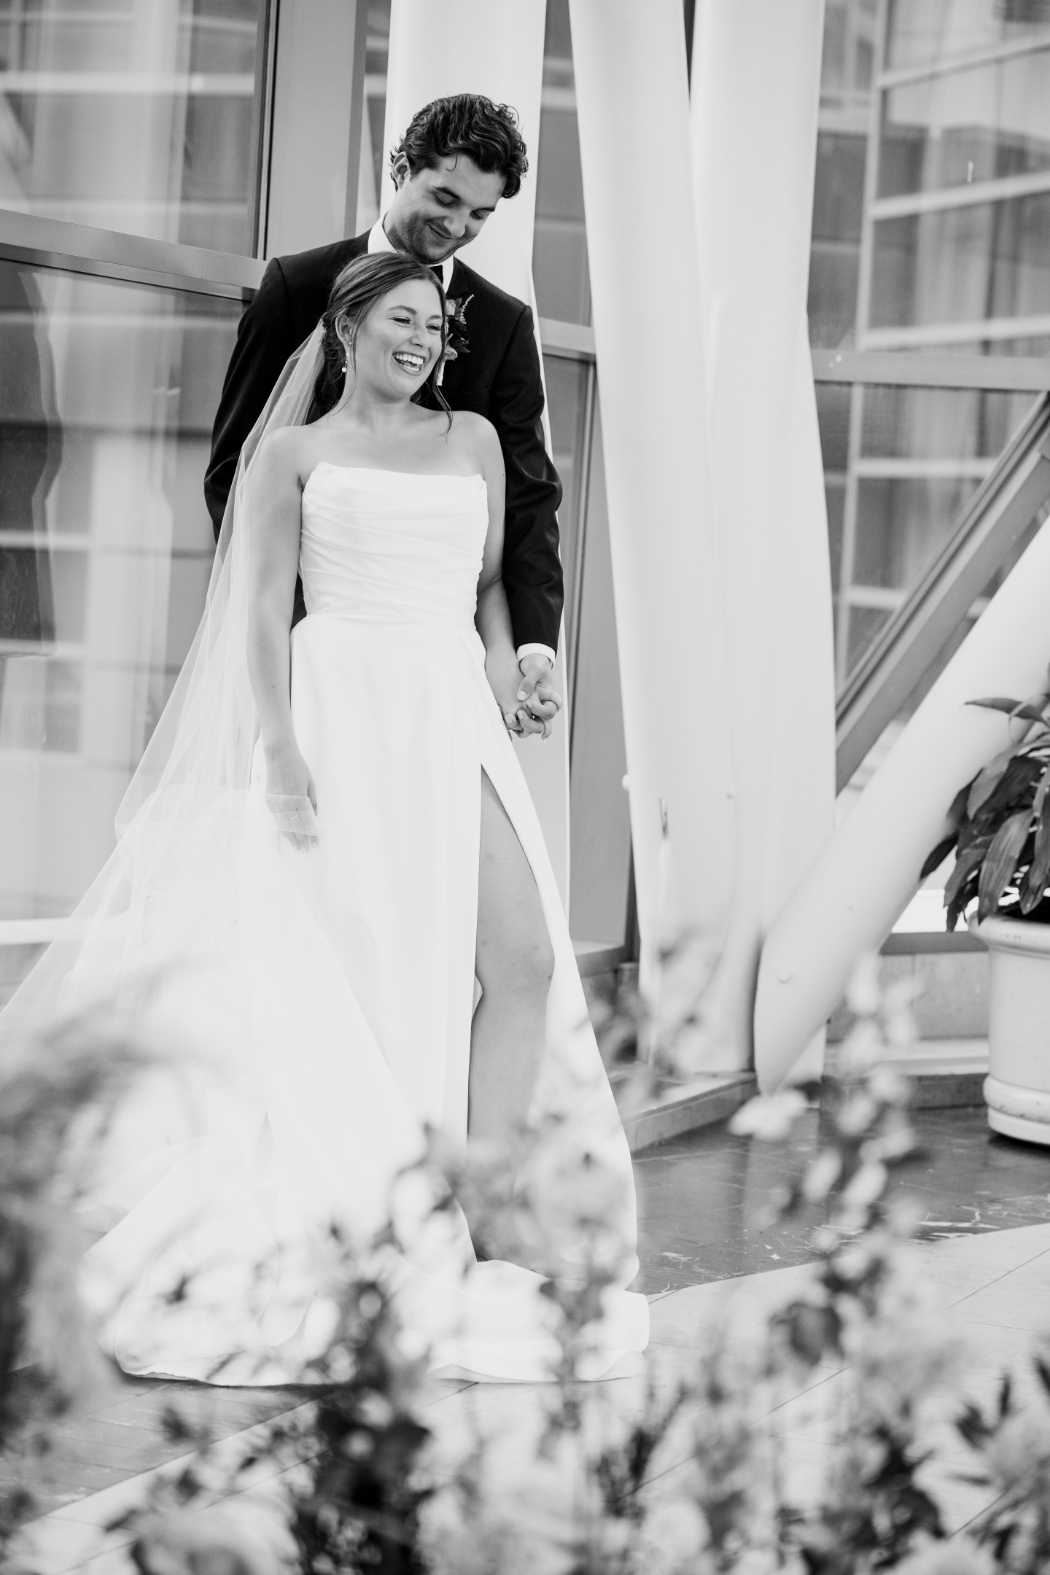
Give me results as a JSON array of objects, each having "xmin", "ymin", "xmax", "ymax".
[
  {"xmin": 534, "ymin": 0, "xmax": 589, "ymax": 325},
  {"xmin": 854, "ymin": 475, "xmax": 980, "ymax": 590},
  {"xmin": 0, "ymin": 261, "xmax": 239, "ymax": 925},
  {"xmin": 871, "ymin": 193, "xmax": 1050, "ymax": 331},
  {"xmin": 879, "ymin": 49, "xmax": 1050, "ymax": 198},
  {"xmin": 860, "ymin": 384, "xmax": 1031, "ymax": 458},
  {"xmin": 0, "ymin": 0, "xmax": 265, "ymax": 253},
  {"xmin": 817, "ymin": 380, "xmax": 1042, "ymax": 684},
  {"xmin": 542, "ymin": 353, "xmax": 590, "ymax": 666},
  {"xmin": 885, "ymin": 0, "xmax": 1050, "ymax": 72}
]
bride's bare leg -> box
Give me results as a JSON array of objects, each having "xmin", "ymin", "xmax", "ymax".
[{"xmin": 469, "ymin": 770, "xmax": 554, "ymax": 1147}]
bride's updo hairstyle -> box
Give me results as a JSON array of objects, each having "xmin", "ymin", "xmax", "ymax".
[{"xmin": 311, "ymin": 252, "xmax": 450, "ymax": 420}]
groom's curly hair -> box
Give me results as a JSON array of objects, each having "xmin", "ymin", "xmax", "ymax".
[{"xmin": 390, "ymin": 95, "xmax": 528, "ymax": 199}]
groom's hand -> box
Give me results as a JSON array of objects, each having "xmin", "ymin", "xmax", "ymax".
[{"xmin": 515, "ymin": 655, "xmax": 561, "ymax": 741}]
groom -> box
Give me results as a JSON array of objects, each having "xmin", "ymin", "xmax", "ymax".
[{"xmin": 205, "ymin": 93, "xmax": 561, "ymax": 739}]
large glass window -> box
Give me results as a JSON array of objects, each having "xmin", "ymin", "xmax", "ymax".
[
  {"xmin": 884, "ymin": 0, "xmax": 1050, "ymax": 72},
  {"xmin": 879, "ymin": 48, "xmax": 1050, "ymax": 198},
  {"xmin": 0, "ymin": 0, "xmax": 267, "ymax": 253},
  {"xmin": 810, "ymin": 0, "xmax": 1050, "ymax": 693},
  {"xmin": 0, "ymin": 260, "xmax": 240, "ymax": 931}
]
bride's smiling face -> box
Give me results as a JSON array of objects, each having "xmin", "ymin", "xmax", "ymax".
[{"xmin": 342, "ymin": 278, "xmax": 445, "ymax": 398}]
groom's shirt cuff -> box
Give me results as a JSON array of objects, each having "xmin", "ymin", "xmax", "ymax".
[{"xmin": 516, "ymin": 643, "xmax": 556, "ymax": 671}]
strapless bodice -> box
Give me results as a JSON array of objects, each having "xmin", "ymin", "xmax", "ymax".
[{"xmin": 300, "ymin": 463, "xmax": 488, "ymax": 629}]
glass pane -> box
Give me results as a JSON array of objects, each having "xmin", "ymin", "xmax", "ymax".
[
  {"xmin": 0, "ymin": 260, "xmax": 239, "ymax": 927},
  {"xmin": 870, "ymin": 192, "xmax": 1050, "ymax": 330},
  {"xmin": 821, "ymin": 0, "xmax": 877, "ymax": 103},
  {"xmin": 822, "ymin": 380, "xmax": 1041, "ymax": 686},
  {"xmin": 0, "ymin": 0, "xmax": 266, "ymax": 254},
  {"xmin": 885, "ymin": 0, "xmax": 1050, "ymax": 73},
  {"xmin": 360, "ymin": 0, "xmax": 391, "ymax": 234},
  {"xmin": 809, "ymin": 130, "xmax": 867, "ymax": 349},
  {"xmin": 534, "ymin": 0, "xmax": 589, "ymax": 326},
  {"xmin": 564, "ymin": 395, "xmax": 630, "ymax": 947},
  {"xmin": 815, "ymin": 381, "xmax": 852, "ymax": 472},
  {"xmin": 879, "ymin": 48, "xmax": 1050, "ymax": 198},
  {"xmin": 853, "ymin": 475, "xmax": 981, "ymax": 589},
  {"xmin": 542, "ymin": 353, "xmax": 590, "ymax": 671},
  {"xmin": 860, "ymin": 383, "xmax": 1033, "ymax": 457}
]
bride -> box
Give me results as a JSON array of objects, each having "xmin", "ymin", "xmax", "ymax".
[{"xmin": 8, "ymin": 252, "xmax": 648, "ymax": 1384}]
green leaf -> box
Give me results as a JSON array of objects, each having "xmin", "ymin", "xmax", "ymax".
[
  {"xmin": 1032, "ymin": 758, "xmax": 1050, "ymax": 820},
  {"xmin": 967, "ymin": 695, "xmax": 1050, "ymax": 722},
  {"xmin": 978, "ymin": 810, "xmax": 1031, "ymax": 920},
  {"xmin": 967, "ymin": 745, "xmax": 1022, "ymax": 818},
  {"xmin": 947, "ymin": 782, "xmax": 971, "ymax": 828},
  {"xmin": 974, "ymin": 753, "xmax": 1044, "ymax": 824},
  {"xmin": 946, "ymin": 869, "xmax": 980, "ymax": 932},
  {"xmin": 944, "ymin": 837, "xmax": 991, "ymax": 914},
  {"xmin": 1020, "ymin": 792, "xmax": 1050, "ymax": 914},
  {"xmin": 1012, "ymin": 704, "xmax": 1050, "ymax": 726},
  {"xmin": 966, "ymin": 696, "xmax": 1026, "ymax": 715},
  {"xmin": 920, "ymin": 834, "xmax": 958, "ymax": 882}
]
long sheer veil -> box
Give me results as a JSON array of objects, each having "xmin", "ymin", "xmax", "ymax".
[{"xmin": 4, "ymin": 325, "xmax": 326, "ymax": 1033}]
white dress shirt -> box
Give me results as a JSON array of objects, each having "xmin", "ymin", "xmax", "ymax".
[{"xmin": 366, "ymin": 219, "xmax": 556, "ymax": 676}]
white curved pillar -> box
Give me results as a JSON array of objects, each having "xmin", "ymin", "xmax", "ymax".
[
  {"xmin": 689, "ymin": 1, "xmax": 834, "ymax": 1075},
  {"xmin": 381, "ymin": 1, "xmax": 570, "ymax": 904},
  {"xmin": 755, "ymin": 517, "xmax": 1050, "ymax": 1089},
  {"xmin": 568, "ymin": 0, "xmax": 736, "ymax": 1001}
]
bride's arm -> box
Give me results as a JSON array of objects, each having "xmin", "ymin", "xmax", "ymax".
[
  {"xmin": 471, "ymin": 421, "xmax": 526, "ymax": 732},
  {"xmin": 472, "ymin": 418, "xmax": 561, "ymax": 739},
  {"xmin": 246, "ymin": 430, "xmax": 317, "ymax": 846}
]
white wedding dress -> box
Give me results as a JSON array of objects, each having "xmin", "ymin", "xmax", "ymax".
[{"xmin": 45, "ymin": 452, "xmax": 649, "ymax": 1384}]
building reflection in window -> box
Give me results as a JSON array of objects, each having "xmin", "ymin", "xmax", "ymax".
[
  {"xmin": 0, "ymin": 0, "xmax": 266, "ymax": 253},
  {"xmin": 0, "ymin": 261, "xmax": 239, "ymax": 929},
  {"xmin": 0, "ymin": 265, "xmax": 59, "ymax": 646},
  {"xmin": 811, "ymin": 0, "xmax": 1050, "ymax": 690}
]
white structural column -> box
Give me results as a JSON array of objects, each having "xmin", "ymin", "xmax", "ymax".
[
  {"xmin": 689, "ymin": 2, "xmax": 835, "ymax": 1076},
  {"xmin": 381, "ymin": 1, "xmax": 571, "ymax": 905},
  {"xmin": 755, "ymin": 518, "xmax": 1050, "ymax": 1088},
  {"xmin": 568, "ymin": 0, "xmax": 736, "ymax": 997}
]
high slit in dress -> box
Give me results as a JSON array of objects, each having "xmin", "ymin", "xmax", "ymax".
[{"xmin": 81, "ymin": 463, "xmax": 649, "ymax": 1383}]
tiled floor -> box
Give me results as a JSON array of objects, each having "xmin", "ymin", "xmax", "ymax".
[
  {"xmin": 634, "ymin": 1103, "xmax": 1050, "ymax": 1293},
  {"xmin": 7, "ymin": 1104, "xmax": 1050, "ymax": 1572}
]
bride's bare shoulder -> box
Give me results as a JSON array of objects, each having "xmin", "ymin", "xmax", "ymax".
[
  {"xmin": 446, "ymin": 409, "xmax": 501, "ymax": 469},
  {"xmin": 253, "ymin": 424, "xmax": 318, "ymax": 485}
]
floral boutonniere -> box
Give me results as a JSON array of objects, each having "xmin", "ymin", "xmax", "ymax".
[{"xmin": 436, "ymin": 294, "xmax": 472, "ymax": 387}]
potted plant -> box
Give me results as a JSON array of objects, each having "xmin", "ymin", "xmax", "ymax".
[{"xmin": 922, "ymin": 674, "xmax": 1050, "ymax": 1144}]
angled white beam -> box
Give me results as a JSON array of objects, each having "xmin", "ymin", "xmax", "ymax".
[
  {"xmin": 689, "ymin": 0, "xmax": 834, "ymax": 1078},
  {"xmin": 756, "ymin": 510, "xmax": 1050, "ymax": 1089},
  {"xmin": 568, "ymin": 0, "xmax": 736, "ymax": 1002}
]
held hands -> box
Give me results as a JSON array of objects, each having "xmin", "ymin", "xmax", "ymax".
[
  {"xmin": 264, "ymin": 742, "xmax": 319, "ymax": 850},
  {"xmin": 486, "ymin": 650, "xmax": 562, "ymax": 740}
]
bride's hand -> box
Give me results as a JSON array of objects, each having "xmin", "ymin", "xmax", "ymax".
[
  {"xmin": 264, "ymin": 744, "xmax": 319, "ymax": 851},
  {"xmin": 484, "ymin": 645, "xmax": 527, "ymax": 735}
]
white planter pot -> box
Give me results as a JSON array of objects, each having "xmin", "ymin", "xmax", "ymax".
[{"xmin": 978, "ymin": 915, "xmax": 1050, "ymax": 1145}]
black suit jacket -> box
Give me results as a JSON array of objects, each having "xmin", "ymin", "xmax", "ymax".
[{"xmin": 204, "ymin": 232, "xmax": 564, "ymax": 652}]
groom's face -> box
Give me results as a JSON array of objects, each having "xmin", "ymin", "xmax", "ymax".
[{"xmin": 385, "ymin": 152, "xmax": 505, "ymax": 264}]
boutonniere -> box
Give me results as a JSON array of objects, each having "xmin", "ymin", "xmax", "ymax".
[{"xmin": 436, "ymin": 294, "xmax": 472, "ymax": 387}]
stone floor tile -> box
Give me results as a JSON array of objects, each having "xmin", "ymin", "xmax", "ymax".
[
  {"xmin": 646, "ymin": 1263, "xmax": 816, "ymax": 1350},
  {"xmin": 635, "ymin": 1108, "xmax": 1050, "ymax": 1296},
  {"xmin": 952, "ymin": 1277, "xmax": 1050, "ymax": 1334},
  {"xmin": 915, "ymin": 1223, "xmax": 1050, "ymax": 1300},
  {"xmin": 8, "ymin": 1513, "xmax": 133, "ymax": 1575},
  {"xmin": 43, "ymin": 1464, "xmax": 191, "ymax": 1527}
]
